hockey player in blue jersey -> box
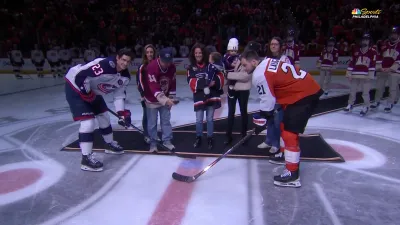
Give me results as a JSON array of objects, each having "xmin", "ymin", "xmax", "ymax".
[{"xmin": 65, "ymin": 48, "xmax": 134, "ymax": 172}]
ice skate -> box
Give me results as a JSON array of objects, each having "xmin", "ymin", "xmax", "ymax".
[
  {"xmin": 343, "ymin": 104, "xmax": 353, "ymax": 112},
  {"xmin": 384, "ymin": 103, "xmax": 393, "ymax": 113},
  {"xmin": 105, "ymin": 141, "xmax": 124, "ymax": 154},
  {"xmin": 274, "ymin": 169, "xmax": 301, "ymax": 188},
  {"xmin": 81, "ymin": 153, "xmax": 103, "ymax": 172},
  {"xmin": 370, "ymin": 101, "xmax": 380, "ymax": 109},
  {"xmin": 360, "ymin": 106, "xmax": 369, "ymax": 116},
  {"xmin": 269, "ymin": 151, "xmax": 285, "ymax": 165}
]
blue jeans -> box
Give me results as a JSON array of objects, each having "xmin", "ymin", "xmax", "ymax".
[
  {"xmin": 265, "ymin": 107, "xmax": 283, "ymax": 148},
  {"xmin": 146, "ymin": 106, "xmax": 173, "ymax": 145},
  {"xmin": 195, "ymin": 106, "xmax": 215, "ymax": 137}
]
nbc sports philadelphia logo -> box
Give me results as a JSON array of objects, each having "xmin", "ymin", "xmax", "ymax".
[{"xmin": 352, "ymin": 8, "xmax": 381, "ymax": 19}]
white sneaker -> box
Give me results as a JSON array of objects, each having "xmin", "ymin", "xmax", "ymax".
[
  {"xmin": 257, "ymin": 142, "xmax": 271, "ymax": 149},
  {"xmin": 163, "ymin": 141, "xmax": 175, "ymax": 150},
  {"xmin": 149, "ymin": 145, "xmax": 158, "ymax": 153},
  {"xmin": 269, "ymin": 146, "xmax": 279, "ymax": 154}
]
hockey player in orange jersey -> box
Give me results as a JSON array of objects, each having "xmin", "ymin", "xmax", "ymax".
[{"xmin": 241, "ymin": 50, "xmax": 323, "ymax": 187}]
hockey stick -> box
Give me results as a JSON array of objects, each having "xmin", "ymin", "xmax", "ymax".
[
  {"xmin": 107, "ymin": 108, "xmax": 196, "ymax": 159},
  {"xmin": 172, "ymin": 128, "xmax": 256, "ymax": 183}
]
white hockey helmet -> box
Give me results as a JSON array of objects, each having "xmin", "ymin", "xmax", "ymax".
[{"xmin": 227, "ymin": 38, "xmax": 239, "ymax": 51}]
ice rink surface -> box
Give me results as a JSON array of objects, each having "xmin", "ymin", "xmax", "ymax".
[{"xmin": 0, "ymin": 75, "xmax": 399, "ymax": 225}]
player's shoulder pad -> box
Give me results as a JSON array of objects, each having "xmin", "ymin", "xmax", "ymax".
[
  {"xmin": 97, "ymin": 57, "xmax": 118, "ymax": 74},
  {"xmin": 120, "ymin": 69, "xmax": 131, "ymax": 79},
  {"xmin": 253, "ymin": 58, "xmax": 269, "ymax": 79}
]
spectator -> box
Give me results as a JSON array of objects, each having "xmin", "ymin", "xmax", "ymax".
[
  {"xmin": 187, "ymin": 43, "xmax": 224, "ymax": 150},
  {"xmin": 136, "ymin": 44, "xmax": 156, "ymax": 144},
  {"xmin": 143, "ymin": 48, "xmax": 176, "ymax": 152}
]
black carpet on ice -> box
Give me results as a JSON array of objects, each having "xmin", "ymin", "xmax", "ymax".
[
  {"xmin": 173, "ymin": 87, "xmax": 391, "ymax": 132},
  {"xmin": 62, "ymin": 130, "xmax": 343, "ymax": 161},
  {"xmin": 62, "ymin": 87, "xmax": 391, "ymax": 162}
]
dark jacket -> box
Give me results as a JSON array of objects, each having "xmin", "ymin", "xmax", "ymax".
[{"xmin": 187, "ymin": 63, "xmax": 225, "ymax": 111}]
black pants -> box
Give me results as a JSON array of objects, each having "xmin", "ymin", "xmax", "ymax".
[
  {"xmin": 141, "ymin": 100, "xmax": 148, "ymax": 136},
  {"xmin": 283, "ymin": 89, "xmax": 323, "ymax": 134},
  {"xmin": 226, "ymin": 90, "xmax": 250, "ymax": 137}
]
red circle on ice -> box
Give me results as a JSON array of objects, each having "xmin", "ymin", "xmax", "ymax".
[
  {"xmin": 330, "ymin": 143, "xmax": 365, "ymax": 161},
  {"xmin": 0, "ymin": 168, "xmax": 43, "ymax": 194}
]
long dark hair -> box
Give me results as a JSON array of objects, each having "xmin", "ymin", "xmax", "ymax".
[
  {"xmin": 141, "ymin": 44, "xmax": 156, "ymax": 67},
  {"xmin": 265, "ymin": 37, "xmax": 284, "ymax": 59},
  {"xmin": 189, "ymin": 43, "xmax": 209, "ymax": 66}
]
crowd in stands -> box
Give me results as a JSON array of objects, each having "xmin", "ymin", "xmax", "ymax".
[{"xmin": 0, "ymin": 0, "xmax": 399, "ymax": 58}]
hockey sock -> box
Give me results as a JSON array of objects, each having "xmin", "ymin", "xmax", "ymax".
[
  {"xmin": 279, "ymin": 123, "xmax": 285, "ymax": 152},
  {"xmin": 97, "ymin": 112, "xmax": 113, "ymax": 143},
  {"xmin": 13, "ymin": 68, "xmax": 20, "ymax": 76},
  {"xmin": 79, "ymin": 119, "xmax": 95, "ymax": 155},
  {"xmin": 101, "ymin": 127, "xmax": 113, "ymax": 143},
  {"xmin": 281, "ymin": 129, "xmax": 300, "ymax": 171}
]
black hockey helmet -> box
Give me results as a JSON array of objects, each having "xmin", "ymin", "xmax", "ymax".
[
  {"xmin": 287, "ymin": 29, "xmax": 295, "ymax": 37},
  {"xmin": 390, "ymin": 26, "xmax": 399, "ymax": 34},
  {"xmin": 327, "ymin": 37, "xmax": 336, "ymax": 46},
  {"xmin": 360, "ymin": 33, "xmax": 372, "ymax": 47},
  {"xmin": 361, "ymin": 33, "xmax": 371, "ymax": 40},
  {"xmin": 389, "ymin": 26, "xmax": 399, "ymax": 42}
]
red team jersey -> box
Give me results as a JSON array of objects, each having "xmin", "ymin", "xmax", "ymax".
[
  {"xmin": 347, "ymin": 47, "xmax": 377, "ymax": 79},
  {"xmin": 252, "ymin": 58, "xmax": 321, "ymax": 111},
  {"xmin": 143, "ymin": 58, "xmax": 176, "ymax": 103},
  {"xmin": 282, "ymin": 44, "xmax": 300, "ymax": 65},
  {"xmin": 318, "ymin": 48, "xmax": 339, "ymax": 69},
  {"xmin": 377, "ymin": 40, "xmax": 400, "ymax": 69}
]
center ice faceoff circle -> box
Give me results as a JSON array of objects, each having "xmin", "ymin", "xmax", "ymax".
[
  {"xmin": 0, "ymin": 160, "xmax": 65, "ymax": 206},
  {"xmin": 325, "ymin": 139, "xmax": 386, "ymax": 169}
]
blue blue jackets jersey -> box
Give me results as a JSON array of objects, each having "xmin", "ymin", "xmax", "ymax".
[{"xmin": 65, "ymin": 57, "xmax": 131, "ymax": 100}]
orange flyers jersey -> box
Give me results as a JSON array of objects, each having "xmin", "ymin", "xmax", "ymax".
[{"xmin": 252, "ymin": 58, "xmax": 321, "ymax": 111}]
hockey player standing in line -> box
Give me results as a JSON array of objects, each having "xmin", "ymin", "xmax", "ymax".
[
  {"xmin": 344, "ymin": 33, "xmax": 377, "ymax": 116},
  {"xmin": 282, "ymin": 29, "xmax": 301, "ymax": 70},
  {"xmin": 84, "ymin": 46, "xmax": 96, "ymax": 63},
  {"xmin": 64, "ymin": 48, "xmax": 134, "ymax": 172},
  {"xmin": 136, "ymin": 44, "xmax": 156, "ymax": 144},
  {"xmin": 187, "ymin": 44, "xmax": 224, "ymax": 149},
  {"xmin": 59, "ymin": 45, "xmax": 73, "ymax": 75},
  {"xmin": 8, "ymin": 44, "xmax": 24, "ymax": 79},
  {"xmin": 316, "ymin": 37, "xmax": 339, "ymax": 96},
  {"xmin": 46, "ymin": 45, "xmax": 61, "ymax": 78},
  {"xmin": 243, "ymin": 50, "xmax": 322, "ymax": 187},
  {"xmin": 371, "ymin": 26, "xmax": 400, "ymax": 112},
  {"xmin": 257, "ymin": 37, "xmax": 290, "ymax": 156},
  {"xmin": 31, "ymin": 44, "xmax": 45, "ymax": 77},
  {"xmin": 142, "ymin": 48, "xmax": 177, "ymax": 153}
]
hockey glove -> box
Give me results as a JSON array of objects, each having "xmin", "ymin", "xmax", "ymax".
[
  {"xmin": 253, "ymin": 110, "xmax": 275, "ymax": 135},
  {"xmin": 80, "ymin": 91, "xmax": 96, "ymax": 102},
  {"xmin": 117, "ymin": 110, "xmax": 132, "ymax": 128},
  {"xmin": 253, "ymin": 113, "xmax": 267, "ymax": 135}
]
